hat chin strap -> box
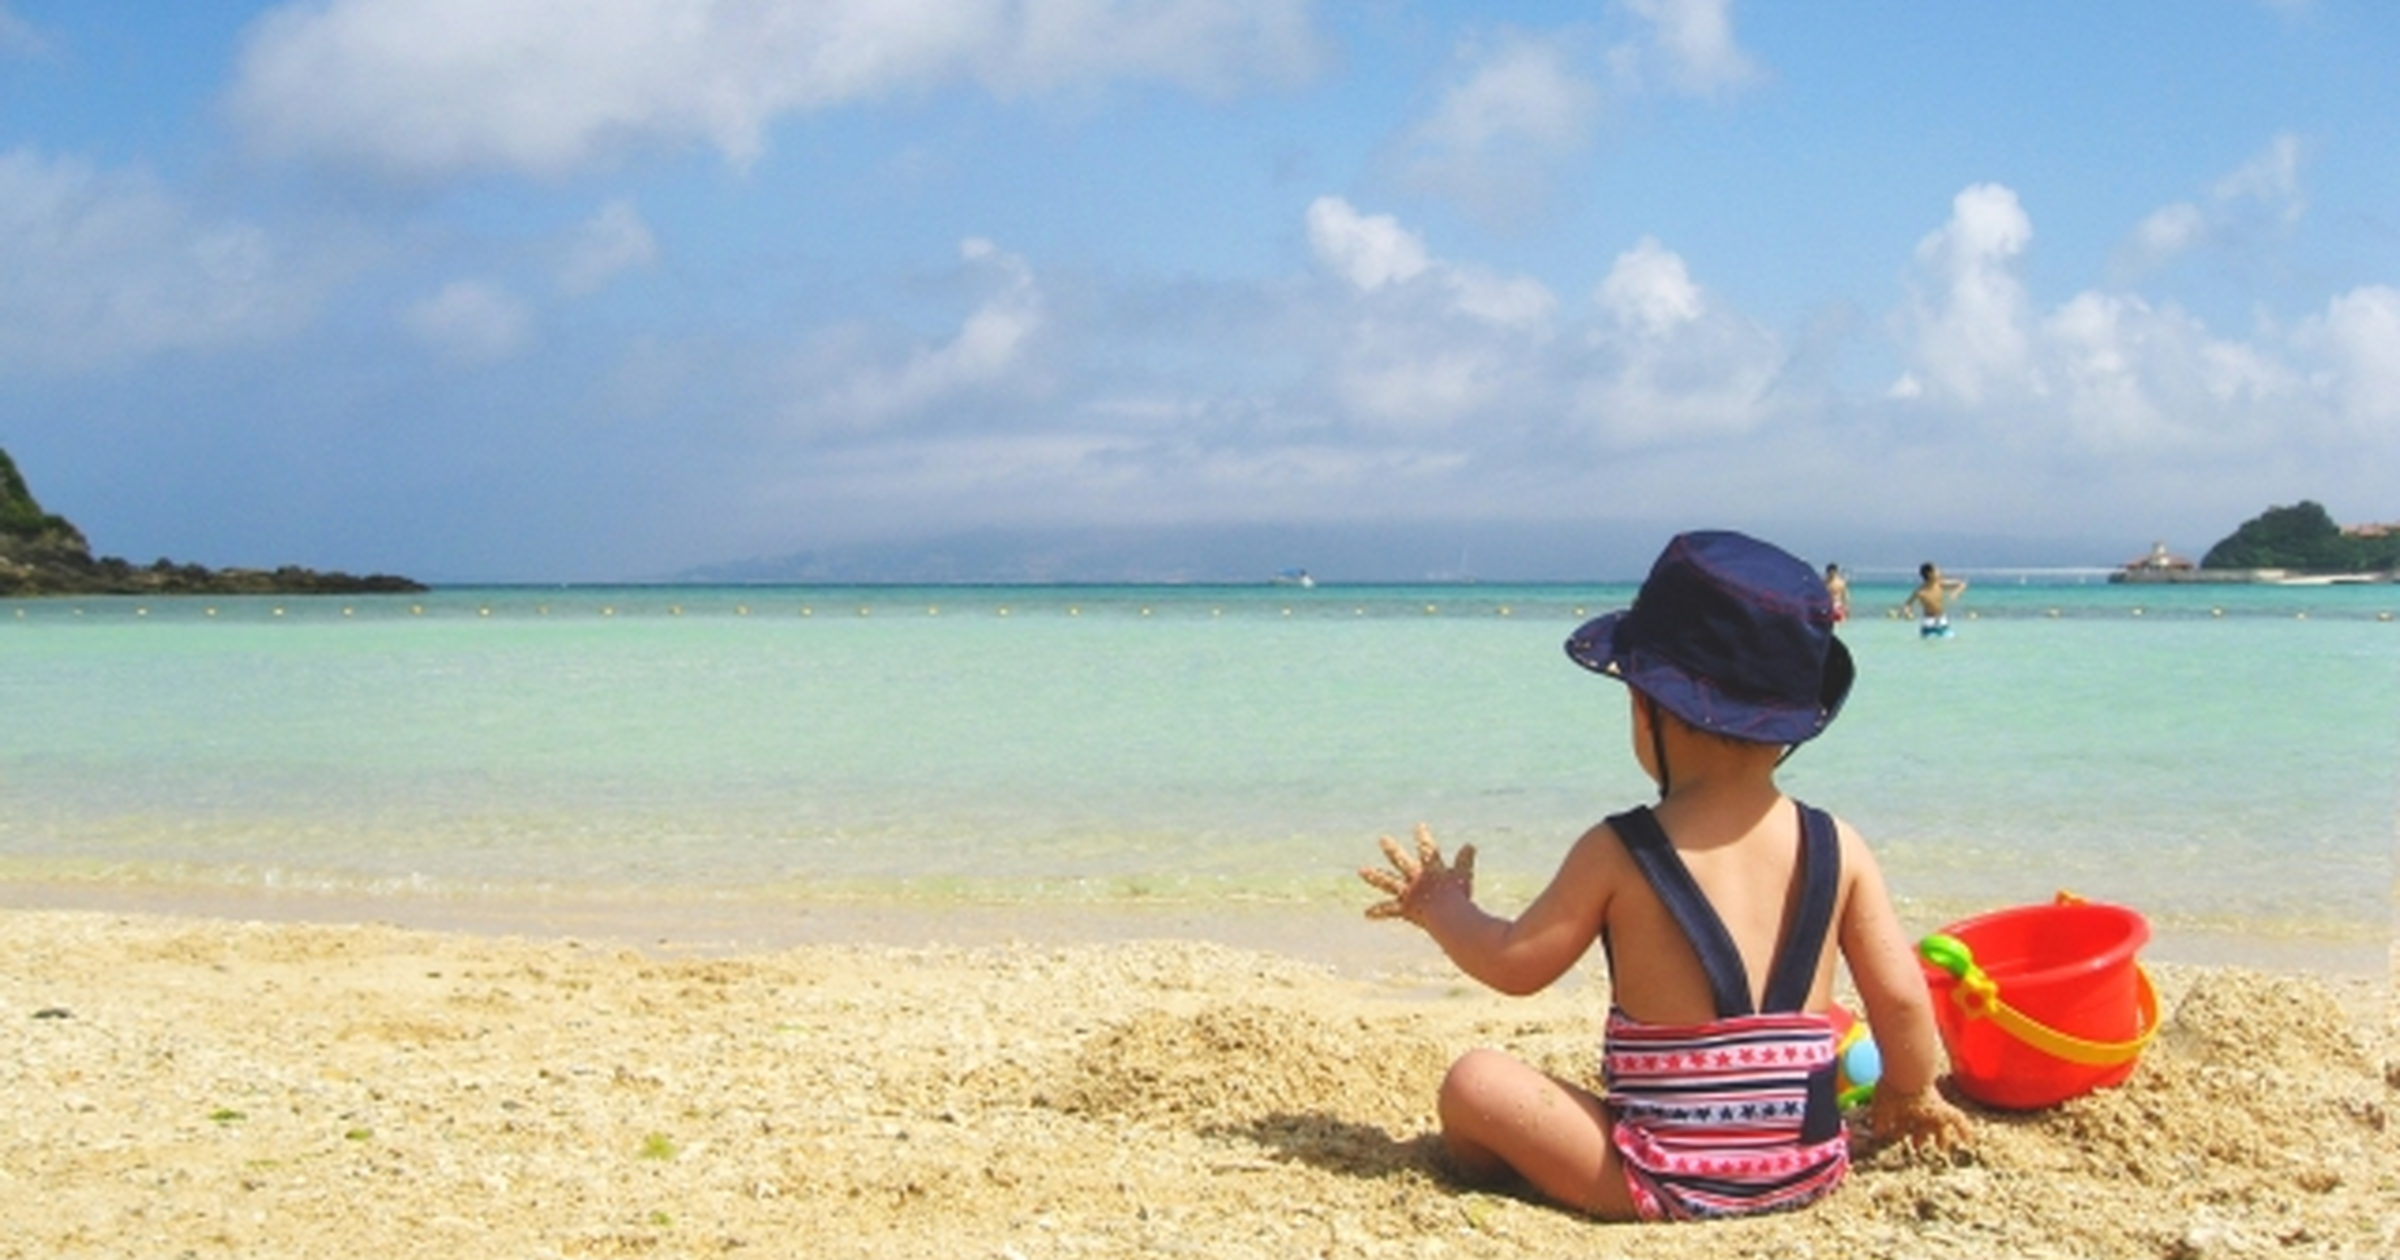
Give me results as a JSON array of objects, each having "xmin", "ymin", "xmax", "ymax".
[
  {"xmin": 1646, "ymin": 696, "xmax": 1801, "ymax": 793},
  {"xmin": 1645, "ymin": 696, "xmax": 1671, "ymax": 800}
]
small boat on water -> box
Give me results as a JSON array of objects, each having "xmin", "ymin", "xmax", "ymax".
[{"xmin": 1272, "ymin": 568, "xmax": 1315, "ymax": 588}]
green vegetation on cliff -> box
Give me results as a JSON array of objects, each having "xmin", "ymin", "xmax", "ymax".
[
  {"xmin": 1, "ymin": 449, "xmax": 82, "ymax": 545},
  {"xmin": 1, "ymin": 447, "xmax": 425, "ymax": 597},
  {"xmin": 2202, "ymin": 501, "xmax": 2400, "ymax": 574}
]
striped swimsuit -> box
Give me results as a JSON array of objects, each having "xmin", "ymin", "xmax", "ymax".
[{"xmin": 1601, "ymin": 803, "xmax": 1849, "ymax": 1220}]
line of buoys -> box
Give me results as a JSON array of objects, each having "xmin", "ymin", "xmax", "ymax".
[{"xmin": 7, "ymin": 598, "xmax": 2397, "ymax": 624}]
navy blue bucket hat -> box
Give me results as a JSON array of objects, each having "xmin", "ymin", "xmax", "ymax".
[{"xmin": 1566, "ymin": 530, "xmax": 1854, "ymax": 746}]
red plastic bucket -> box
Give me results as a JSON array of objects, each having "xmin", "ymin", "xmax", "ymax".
[{"xmin": 1918, "ymin": 897, "xmax": 2156, "ymax": 1110}]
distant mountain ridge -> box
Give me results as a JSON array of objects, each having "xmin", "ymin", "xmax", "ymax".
[
  {"xmin": 675, "ymin": 520, "xmax": 2131, "ymax": 586},
  {"xmin": 0, "ymin": 448, "xmax": 424, "ymax": 597}
]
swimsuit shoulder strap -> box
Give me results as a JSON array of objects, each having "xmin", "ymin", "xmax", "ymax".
[
  {"xmin": 1606, "ymin": 806, "xmax": 1754, "ymax": 1019},
  {"xmin": 1759, "ymin": 801, "xmax": 1842, "ymax": 1014}
]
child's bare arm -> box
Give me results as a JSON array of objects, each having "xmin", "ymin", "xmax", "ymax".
[
  {"xmin": 1361, "ymin": 824, "xmax": 1607, "ymax": 996},
  {"xmin": 1837, "ymin": 828, "xmax": 1970, "ymax": 1147}
]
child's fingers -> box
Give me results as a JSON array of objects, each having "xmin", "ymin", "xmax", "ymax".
[
  {"xmin": 1377, "ymin": 833, "xmax": 1421, "ymax": 878},
  {"xmin": 1412, "ymin": 823, "xmax": 1441, "ymax": 867}
]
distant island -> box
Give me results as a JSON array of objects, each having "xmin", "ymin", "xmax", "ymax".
[
  {"xmin": 1, "ymin": 448, "xmax": 424, "ymax": 597},
  {"xmin": 2115, "ymin": 501, "xmax": 2399, "ymax": 584}
]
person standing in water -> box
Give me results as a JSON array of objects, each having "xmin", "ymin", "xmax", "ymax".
[{"xmin": 1901, "ymin": 562, "xmax": 1967, "ymax": 638}]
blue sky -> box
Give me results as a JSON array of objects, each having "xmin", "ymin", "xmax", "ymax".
[{"xmin": 3, "ymin": 1, "xmax": 2394, "ymax": 582}]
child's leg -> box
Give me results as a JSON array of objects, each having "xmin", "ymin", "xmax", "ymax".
[{"xmin": 1436, "ymin": 1048, "xmax": 1637, "ymax": 1220}]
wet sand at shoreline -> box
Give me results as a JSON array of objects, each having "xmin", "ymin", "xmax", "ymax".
[
  {"xmin": 2, "ymin": 879, "xmax": 2384, "ymax": 980},
  {"xmin": 3, "ymin": 905, "xmax": 2392, "ymax": 1259}
]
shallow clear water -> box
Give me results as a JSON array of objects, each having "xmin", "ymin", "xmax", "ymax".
[{"xmin": 4, "ymin": 581, "xmax": 2394, "ymax": 966}]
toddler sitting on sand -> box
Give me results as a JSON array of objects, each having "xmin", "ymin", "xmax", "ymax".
[{"xmin": 1361, "ymin": 530, "xmax": 1969, "ymax": 1220}]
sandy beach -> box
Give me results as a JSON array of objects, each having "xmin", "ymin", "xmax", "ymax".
[{"xmin": 2, "ymin": 907, "xmax": 2391, "ymax": 1259}]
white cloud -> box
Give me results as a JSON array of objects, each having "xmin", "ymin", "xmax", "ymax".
[
  {"xmin": 1305, "ymin": 197, "xmax": 1429, "ymax": 292},
  {"xmin": 1413, "ymin": 30, "xmax": 1601, "ymax": 156},
  {"xmin": 2040, "ymin": 291, "xmax": 2293, "ymax": 451},
  {"xmin": 1395, "ymin": 28, "xmax": 1603, "ymax": 224},
  {"xmin": 1302, "ymin": 200, "xmax": 1787, "ymax": 444},
  {"xmin": 1891, "ymin": 183, "xmax": 2035, "ymax": 406},
  {"xmin": 1577, "ymin": 236, "xmax": 1783, "ymax": 444},
  {"xmin": 1598, "ymin": 236, "xmax": 1703, "ymax": 336},
  {"xmin": 1391, "ymin": 5, "xmax": 1759, "ymax": 224},
  {"xmin": 229, "ymin": 0, "xmax": 1323, "ymax": 182},
  {"xmin": 2212, "ymin": 132, "xmax": 2305, "ymax": 220},
  {"xmin": 0, "ymin": 148, "xmax": 320, "ymax": 371},
  {"xmin": 2292, "ymin": 285, "xmax": 2400, "ymax": 431},
  {"xmin": 1890, "ymin": 181, "xmax": 2400, "ymax": 465},
  {"xmin": 813, "ymin": 238, "xmax": 1046, "ymax": 425},
  {"xmin": 2114, "ymin": 134, "xmax": 2307, "ymax": 278},
  {"xmin": 1447, "ymin": 270, "xmax": 1557, "ymax": 331},
  {"xmin": 1613, "ymin": 0, "xmax": 1758, "ymax": 97},
  {"xmin": 2124, "ymin": 202, "xmax": 2205, "ymax": 274},
  {"xmin": 1306, "ymin": 196, "xmax": 1554, "ymax": 329},
  {"xmin": 999, "ymin": 0, "xmax": 1321, "ymax": 94},
  {"xmin": 559, "ymin": 199, "xmax": 657, "ymax": 295},
  {"xmin": 401, "ymin": 279, "xmax": 533, "ymax": 363},
  {"xmin": 1299, "ymin": 197, "xmax": 1563, "ymax": 428}
]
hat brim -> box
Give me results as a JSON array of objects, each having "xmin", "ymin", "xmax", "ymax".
[{"xmin": 1566, "ymin": 611, "xmax": 1854, "ymax": 746}]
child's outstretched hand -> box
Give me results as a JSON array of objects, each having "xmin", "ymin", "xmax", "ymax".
[{"xmin": 1360, "ymin": 824, "xmax": 1475, "ymax": 925}]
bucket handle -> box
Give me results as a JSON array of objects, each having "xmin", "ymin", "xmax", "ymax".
[{"xmin": 1918, "ymin": 932, "xmax": 2160, "ymax": 1068}]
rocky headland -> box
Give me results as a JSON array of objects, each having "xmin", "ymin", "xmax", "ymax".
[{"xmin": 1, "ymin": 448, "xmax": 424, "ymax": 598}]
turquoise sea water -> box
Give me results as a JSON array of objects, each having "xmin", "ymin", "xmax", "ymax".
[{"xmin": 3, "ymin": 581, "xmax": 2395, "ymax": 971}]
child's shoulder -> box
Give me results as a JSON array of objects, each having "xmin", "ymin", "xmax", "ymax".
[{"xmin": 1562, "ymin": 814, "xmax": 1650, "ymax": 874}]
